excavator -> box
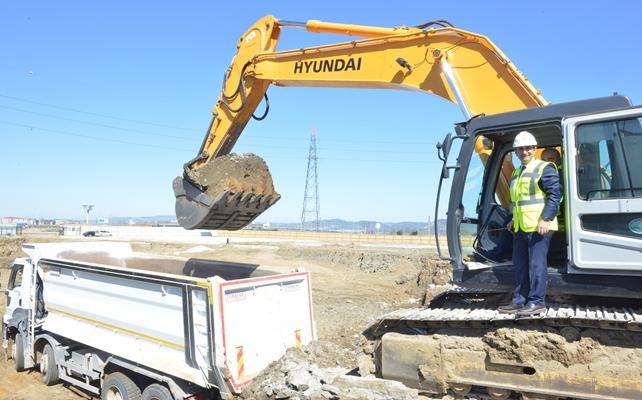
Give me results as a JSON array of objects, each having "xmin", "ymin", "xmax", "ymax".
[{"xmin": 174, "ymin": 15, "xmax": 642, "ymax": 399}]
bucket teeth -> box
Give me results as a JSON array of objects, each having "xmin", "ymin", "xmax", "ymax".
[{"xmin": 173, "ymin": 176, "xmax": 281, "ymax": 230}]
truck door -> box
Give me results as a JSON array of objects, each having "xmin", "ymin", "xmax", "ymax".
[
  {"xmin": 4, "ymin": 263, "xmax": 25, "ymax": 325},
  {"xmin": 563, "ymin": 107, "xmax": 642, "ymax": 273}
]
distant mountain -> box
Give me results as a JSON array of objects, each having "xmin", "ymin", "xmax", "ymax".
[{"xmin": 107, "ymin": 215, "xmax": 178, "ymax": 225}]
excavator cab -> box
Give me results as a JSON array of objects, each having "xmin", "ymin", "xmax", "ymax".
[{"xmin": 437, "ymin": 95, "xmax": 642, "ymax": 297}]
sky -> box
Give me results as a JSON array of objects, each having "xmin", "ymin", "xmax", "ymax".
[{"xmin": 2, "ymin": 1, "xmax": 642, "ymax": 224}]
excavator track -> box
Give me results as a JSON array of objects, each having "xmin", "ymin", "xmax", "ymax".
[{"xmin": 363, "ymin": 289, "xmax": 642, "ymax": 400}]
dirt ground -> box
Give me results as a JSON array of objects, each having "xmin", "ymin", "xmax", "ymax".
[
  {"xmin": 3, "ymin": 235, "xmax": 639, "ymax": 399},
  {"xmin": 0, "ymin": 235, "xmax": 449, "ymax": 399}
]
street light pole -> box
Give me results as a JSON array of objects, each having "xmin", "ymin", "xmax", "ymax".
[{"xmin": 81, "ymin": 205, "xmax": 94, "ymax": 225}]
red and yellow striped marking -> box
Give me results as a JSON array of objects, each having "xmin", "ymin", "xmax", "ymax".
[
  {"xmin": 295, "ymin": 329, "xmax": 302, "ymax": 349},
  {"xmin": 236, "ymin": 346, "xmax": 245, "ymax": 379}
]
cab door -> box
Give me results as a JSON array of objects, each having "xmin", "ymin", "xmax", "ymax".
[
  {"xmin": 564, "ymin": 107, "xmax": 642, "ymax": 273},
  {"xmin": 3, "ymin": 262, "xmax": 26, "ymax": 327}
]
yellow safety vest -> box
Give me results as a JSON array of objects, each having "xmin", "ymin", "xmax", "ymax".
[{"xmin": 510, "ymin": 159, "xmax": 558, "ymax": 233}]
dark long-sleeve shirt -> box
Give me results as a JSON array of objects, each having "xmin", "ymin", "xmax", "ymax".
[{"xmin": 537, "ymin": 164, "xmax": 561, "ymax": 221}]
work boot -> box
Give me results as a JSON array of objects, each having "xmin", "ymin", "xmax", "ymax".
[
  {"xmin": 497, "ymin": 303, "xmax": 522, "ymax": 314},
  {"xmin": 516, "ymin": 303, "xmax": 546, "ymax": 316}
]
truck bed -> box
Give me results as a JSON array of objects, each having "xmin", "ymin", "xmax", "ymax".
[{"xmin": 25, "ymin": 242, "xmax": 315, "ymax": 396}]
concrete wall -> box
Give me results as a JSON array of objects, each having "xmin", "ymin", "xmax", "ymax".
[{"xmin": 61, "ymin": 225, "xmax": 436, "ymax": 246}]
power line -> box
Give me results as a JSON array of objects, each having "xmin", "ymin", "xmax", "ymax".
[
  {"xmin": 0, "ymin": 93, "xmax": 200, "ymax": 132},
  {"xmin": 0, "ymin": 106, "xmax": 436, "ymax": 154},
  {"xmin": 239, "ymin": 142, "xmax": 433, "ymax": 155},
  {"xmin": 0, "ymin": 121, "xmax": 193, "ymax": 152},
  {"xmin": 0, "ymin": 94, "xmax": 438, "ymax": 145},
  {"xmin": 243, "ymin": 133, "xmax": 435, "ymax": 146},
  {"xmin": 0, "ymin": 104, "xmax": 196, "ymax": 141},
  {"xmin": 0, "ymin": 121, "xmax": 439, "ymax": 164}
]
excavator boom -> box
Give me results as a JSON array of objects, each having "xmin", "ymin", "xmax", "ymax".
[{"xmin": 174, "ymin": 15, "xmax": 547, "ymax": 230}]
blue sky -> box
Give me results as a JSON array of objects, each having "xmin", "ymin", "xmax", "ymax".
[{"xmin": 2, "ymin": 1, "xmax": 641, "ymax": 223}]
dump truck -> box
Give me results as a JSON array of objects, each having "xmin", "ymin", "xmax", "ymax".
[
  {"xmin": 173, "ymin": 15, "xmax": 642, "ymax": 398},
  {"xmin": 2, "ymin": 242, "xmax": 315, "ymax": 400}
]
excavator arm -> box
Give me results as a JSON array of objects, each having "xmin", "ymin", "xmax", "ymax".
[{"xmin": 173, "ymin": 15, "xmax": 547, "ymax": 230}]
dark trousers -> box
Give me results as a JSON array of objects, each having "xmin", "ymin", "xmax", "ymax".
[{"xmin": 511, "ymin": 230, "xmax": 553, "ymax": 306}]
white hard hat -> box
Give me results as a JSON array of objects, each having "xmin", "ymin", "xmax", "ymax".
[{"xmin": 513, "ymin": 131, "xmax": 537, "ymax": 148}]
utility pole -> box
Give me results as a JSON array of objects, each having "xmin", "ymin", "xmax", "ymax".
[
  {"xmin": 81, "ymin": 205, "xmax": 94, "ymax": 225},
  {"xmin": 301, "ymin": 128, "xmax": 320, "ymax": 231}
]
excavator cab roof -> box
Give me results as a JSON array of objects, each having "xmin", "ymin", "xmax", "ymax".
[{"xmin": 466, "ymin": 95, "xmax": 633, "ymax": 141}]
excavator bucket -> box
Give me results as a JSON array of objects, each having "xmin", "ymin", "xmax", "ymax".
[
  {"xmin": 173, "ymin": 177, "xmax": 280, "ymax": 230},
  {"xmin": 173, "ymin": 153, "xmax": 281, "ymax": 231}
]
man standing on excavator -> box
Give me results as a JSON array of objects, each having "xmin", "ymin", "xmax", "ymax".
[{"xmin": 498, "ymin": 131, "xmax": 561, "ymax": 316}]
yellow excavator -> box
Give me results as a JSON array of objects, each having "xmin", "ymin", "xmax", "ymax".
[
  {"xmin": 173, "ymin": 15, "xmax": 546, "ymax": 230},
  {"xmin": 175, "ymin": 15, "xmax": 642, "ymax": 399}
]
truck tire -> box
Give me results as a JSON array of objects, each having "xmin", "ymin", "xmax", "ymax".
[
  {"xmin": 141, "ymin": 383, "xmax": 173, "ymax": 400},
  {"xmin": 12, "ymin": 333, "xmax": 25, "ymax": 372},
  {"xmin": 40, "ymin": 343, "xmax": 59, "ymax": 386},
  {"xmin": 102, "ymin": 372, "xmax": 142, "ymax": 400}
]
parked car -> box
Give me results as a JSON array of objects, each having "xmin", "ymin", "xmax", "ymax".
[{"xmin": 82, "ymin": 230, "xmax": 112, "ymax": 237}]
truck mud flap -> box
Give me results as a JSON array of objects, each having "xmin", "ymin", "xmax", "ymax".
[{"xmin": 173, "ymin": 176, "xmax": 280, "ymax": 230}]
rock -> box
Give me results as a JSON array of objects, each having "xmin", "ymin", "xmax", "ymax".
[
  {"xmin": 287, "ymin": 367, "xmax": 314, "ymax": 391},
  {"xmin": 309, "ymin": 390, "xmax": 337, "ymax": 400},
  {"xmin": 274, "ymin": 389, "xmax": 293, "ymax": 399},
  {"xmin": 356, "ymin": 353, "xmax": 375, "ymax": 376},
  {"xmin": 321, "ymin": 384, "xmax": 342, "ymax": 395},
  {"xmin": 308, "ymin": 391, "xmax": 326, "ymax": 400},
  {"xmin": 332, "ymin": 375, "xmax": 419, "ymax": 400}
]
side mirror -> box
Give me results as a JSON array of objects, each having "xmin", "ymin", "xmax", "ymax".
[{"xmin": 436, "ymin": 132, "xmax": 453, "ymax": 161}]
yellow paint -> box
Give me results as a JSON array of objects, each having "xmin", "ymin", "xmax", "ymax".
[
  {"xmin": 196, "ymin": 280, "xmax": 214, "ymax": 305},
  {"xmin": 295, "ymin": 329, "xmax": 302, "ymax": 349},
  {"xmin": 236, "ymin": 346, "xmax": 245, "ymax": 379},
  {"xmin": 193, "ymin": 15, "xmax": 547, "ymax": 167},
  {"xmin": 47, "ymin": 306, "xmax": 184, "ymax": 350}
]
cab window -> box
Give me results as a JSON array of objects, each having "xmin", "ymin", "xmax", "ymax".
[
  {"xmin": 7, "ymin": 265, "xmax": 23, "ymax": 291},
  {"xmin": 576, "ymin": 117, "xmax": 642, "ymax": 200}
]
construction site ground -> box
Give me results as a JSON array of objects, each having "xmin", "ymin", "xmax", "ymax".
[
  {"xmin": 0, "ymin": 234, "xmax": 450, "ymax": 399},
  {"xmin": 2, "ymin": 234, "xmax": 639, "ymax": 399}
]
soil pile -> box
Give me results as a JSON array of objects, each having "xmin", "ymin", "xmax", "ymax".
[
  {"xmin": 483, "ymin": 326, "xmax": 642, "ymax": 372},
  {"xmin": 0, "ymin": 236, "xmax": 25, "ymax": 263},
  {"xmin": 192, "ymin": 153, "xmax": 279, "ymax": 197}
]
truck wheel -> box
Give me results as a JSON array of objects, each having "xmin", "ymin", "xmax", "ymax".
[
  {"xmin": 40, "ymin": 343, "xmax": 59, "ymax": 385},
  {"xmin": 102, "ymin": 372, "xmax": 142, "ymax": 400},
  {"xmin": 141, "ymin": 383, "xmax": 173, "ymax": 400},
  {"xmin": 12, "ymin": 333, "xmax": 25, "ymax": 372}
]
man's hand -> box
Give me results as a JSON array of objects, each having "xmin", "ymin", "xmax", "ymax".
[
  {"xmin": 507, "ymin": 219, "xmax": 514, "ymax": 232},
  {"xmin": 537, "ymin": 220, "xmax": 550, "ymax": 235}
]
